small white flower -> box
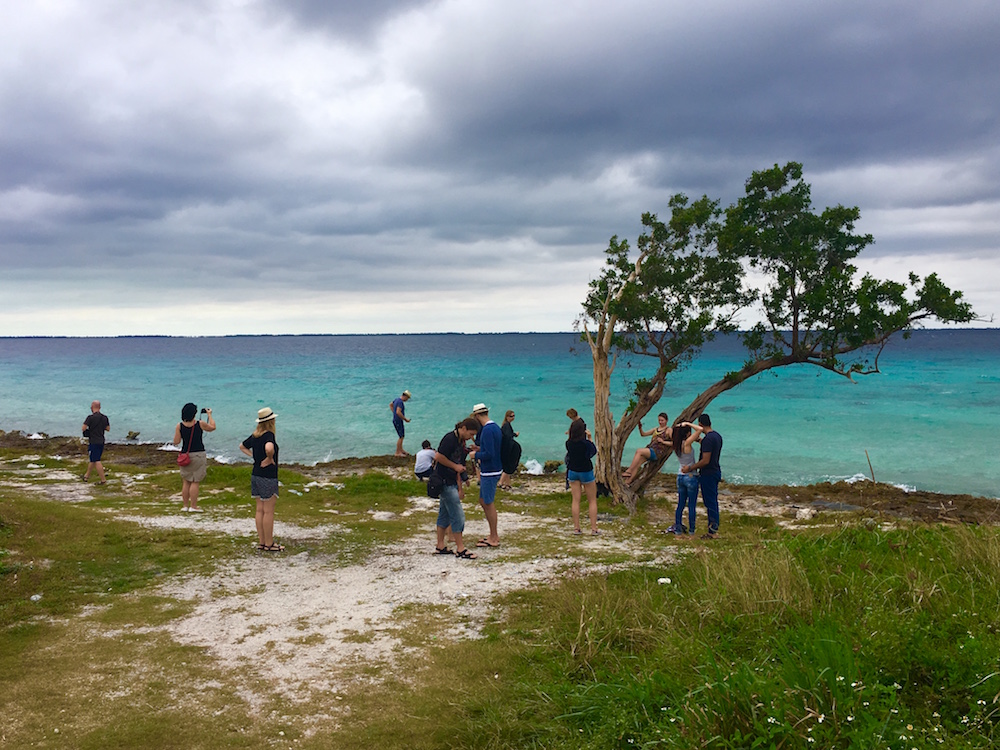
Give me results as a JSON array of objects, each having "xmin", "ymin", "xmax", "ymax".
[
  {"xmin": 847, "ymin": 716, "xmax": 854, "ymax": 722},
  {"xmin": 818, "ymin": 714, "xmax": 825, "ymax": 723}
]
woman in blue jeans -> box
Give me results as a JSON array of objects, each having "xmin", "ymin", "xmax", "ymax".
[{"xmin": 668, "ymin": 421, "xmax": 703, "ymax": 535}]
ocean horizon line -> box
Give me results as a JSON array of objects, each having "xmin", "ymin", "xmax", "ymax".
[{"xmin": 2, "ymin": 327, "xmax": 997, "ymax": 341}]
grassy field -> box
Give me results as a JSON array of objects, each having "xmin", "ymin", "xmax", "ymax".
[{"xmin": 2, "ymin": 443, "xmax": 999, "ymax": 749}]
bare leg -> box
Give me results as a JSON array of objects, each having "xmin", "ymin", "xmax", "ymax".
[
  {"xmin": 585, "ymin": 481, "xmax": 599, "ymax": 533},
  {"xmin": 94, "ymin": 461, "xmax": 107, "ymax": 483},
  {"xmin": 480, "ymin": 501, "xmax": 499, "ymax": 545},
  {"xmin": 623, "ymin": 448, "xmax": 650, "ymax": 481},
  {"xmin": 260, "ymin": 496, "xmax": 277, "ymax": 546},
  {"xmin": 570, "ymin": 480, "xmax": 582, "ymax": 532},
  {"xmin": 182, "ymin": 479, "xmax": 192, "ymax": 509},
  {"xmin": 255, "ymin": 499, "xmax": 265, "ymax": 545},
  {"xmin": 188, "ymin": 481, "xmax": 200, "ymax": 510},
  {"xmin": 395, "ymin": 435, "xmax": 406, "ymax": 456}
]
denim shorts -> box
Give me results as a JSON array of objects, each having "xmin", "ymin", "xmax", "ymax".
[
  {"xmin": 648, "ymin": 447, "xmax": 658, "ymax": 462},
  {"xmin": 567, "ymin": 469, "xmax": 595, "ymax": 484},
  {"xmin": 436, "ymin": 483, "xmax": 465, "ymax": 533}
]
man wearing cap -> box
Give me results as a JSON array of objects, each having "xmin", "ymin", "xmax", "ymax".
[
  {"xmin": 682, "ymin": 413, "xmax": 723, "ymax": 539},
  {"xmin": 469, "ymin": 403, "xmax": 503, "ymax": 548},
  {"xmin": 390, "ymin": 390, "xmax": 411, "ymax": 456}
]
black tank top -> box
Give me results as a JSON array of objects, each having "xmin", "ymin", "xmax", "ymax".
[{"xmin": 180, "ymin": 422, "xmax": 205, "ymax": 452}]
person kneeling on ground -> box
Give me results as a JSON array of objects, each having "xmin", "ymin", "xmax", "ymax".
[{"xmin": 414, "ymin": 439, "xmax": 436, "ymax": 481}]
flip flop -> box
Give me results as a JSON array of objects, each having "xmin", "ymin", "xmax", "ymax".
[
  {"xmin": 456, "ymin": 548, "xmax": 478, "ymax": 559},
  {"xmin": 475, "ymin": 538, "xmax": 500, "ymax": 548}
]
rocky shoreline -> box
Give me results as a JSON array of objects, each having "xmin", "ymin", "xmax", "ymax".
[{"xmin": 2, "ymin": 429, "xmax": 997, "ymax": 525}]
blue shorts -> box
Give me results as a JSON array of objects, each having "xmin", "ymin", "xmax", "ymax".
[
  {"xmin": 567, "ymin": 469, "xmax": 595, "ymax": 484},
  {"xmin": 436, "ymin": 484, "xmax": 465, "ymax": 533},
  {"xmin": 648, "ymin": 447, "xmax": 658, "ymax": 462},
  {"xmin": 393, "ymin": 418, "xmax": 405, "ymax": 438},
  {"xmin": 88, "ymin": 444, "xmax": 105, "ymax": 463},
  {"xmin": 479, "ymin": 474, "xmax": 500, "ymax": 505}
]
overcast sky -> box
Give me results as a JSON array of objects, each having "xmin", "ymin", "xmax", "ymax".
[{"xmin": 2, "ymin": 0, "xmax": 997, "ymax": 336}]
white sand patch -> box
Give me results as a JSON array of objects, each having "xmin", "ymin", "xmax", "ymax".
[{"xmin": 149, "ymin": 495, "xmax": 679, "ymax": 702}]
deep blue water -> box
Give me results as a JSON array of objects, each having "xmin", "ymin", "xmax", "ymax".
[{"xmin": 0, "ymin": 331, "xmax": 997, "ymax": 498}]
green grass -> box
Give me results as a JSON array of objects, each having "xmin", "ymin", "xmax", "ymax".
[
  {"xmin": 412, "ymin": 523, "xmax": 1000, "ymax": 749},
  {"xmin": 4, "ymin": 452, "xmax": 1000, "ymax": 748}
]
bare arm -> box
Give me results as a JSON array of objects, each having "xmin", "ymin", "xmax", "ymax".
[
  {"xmin": 201, "ymin": 409, "xmax": 216, "ymax": 432},
  {"xmin": 684, "ymin": 450, "xmax": 712, "ymax": 473},
  {"xmin": 173, "ymin": 423, "xmax": 182, "ymax": 446},
  {"xmin": 239, "ymin": 443, "xmax": 252, "ymax": 458},
  {"xmin": 261, "ymin": 442, "xmax": 275, "ymax": 467}
]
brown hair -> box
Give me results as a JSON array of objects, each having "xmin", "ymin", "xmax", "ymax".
[
  {"xmin": 456, "ymin": 417, "xmax": 479, "ymax": 432},
  {"xmin": 504, "ymin": 410, "xmax": 515, "ymax": 423},
  {"xmin": 568, "ymin": 418, "xmax": 587, "ymax": 442},
  {"xmin": 673, "ymin": 424, "xmax": 691, "ymax": 458},
  {"xmin": 566, "ymin": 408, "xmax": 578, "ymax": 419}
]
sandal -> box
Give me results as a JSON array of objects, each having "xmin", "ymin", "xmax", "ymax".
[
  {"xmin": 455, "ymin": 548, "xmax": 478, "ymax": 560},
  {"xmin": 263, "ymin": 543, "xmax": 285, "ymax": 552},
  {"xmin": 475, "ymin": 538, "xmax": 500, "ymax": 548},
  {"xmin": 434, "ymin": 546, "xmax": 454, "ymax": 555}
]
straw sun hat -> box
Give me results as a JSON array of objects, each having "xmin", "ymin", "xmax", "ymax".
[{"xmin": 256, "ymin": 407, "xmax": 277, "ymax": 423}]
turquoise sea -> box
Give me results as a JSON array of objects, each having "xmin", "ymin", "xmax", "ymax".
[{"xmin": 0, "ymin": 332, "xmax": 997, "ymax": 498}]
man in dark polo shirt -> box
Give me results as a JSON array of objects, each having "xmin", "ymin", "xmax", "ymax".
[
  {"xmin": 682, "ymin": 413, "xmax": 722, "ymax": 539},
  {"xmin": 81, "ymin": 400, "xmax": 110, "ymax": 484}
]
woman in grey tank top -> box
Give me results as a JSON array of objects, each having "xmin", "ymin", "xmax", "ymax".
[{"xmin": 668, "ymin": 422, "xmax": 703, "ymax": 535}]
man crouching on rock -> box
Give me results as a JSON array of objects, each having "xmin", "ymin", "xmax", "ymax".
[{"xmin": 433, "ymin": 418, "xmax": 480, "ymax": 560}]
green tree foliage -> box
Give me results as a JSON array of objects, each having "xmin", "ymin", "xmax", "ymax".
[{"xmin": 580, "ymin": 162, "xmax": 975, "ymax": 511}]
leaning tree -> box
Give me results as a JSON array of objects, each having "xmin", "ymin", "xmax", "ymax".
[{"xmin": 579, "ymin": 162, "xmax": 974, "ymax": 512}]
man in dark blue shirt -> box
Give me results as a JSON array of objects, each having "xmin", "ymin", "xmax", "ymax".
[
  {"xmin": 682, "ymin": 413, "xmax": 723, "ymax": 538},
  {"xmin": 390, "ymin": 389, "xmax": 411, "ymax": 456}
]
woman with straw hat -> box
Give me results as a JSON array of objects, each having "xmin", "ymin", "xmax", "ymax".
[{"xmin": 239, "ymin": 407, "xmax": 283, "ymax": 552}]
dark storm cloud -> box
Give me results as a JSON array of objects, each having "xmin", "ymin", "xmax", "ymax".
[
  {"xmin": 400, "ymin": 1, "xmax": 1000, "ymax": 201},
  {"xmin": 0, "ymin": 0, "xmax": 997, "ymax": 334},
  {"xmin": 266, "ymin": 0, "xmax": 428, "ymax": 38}
]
